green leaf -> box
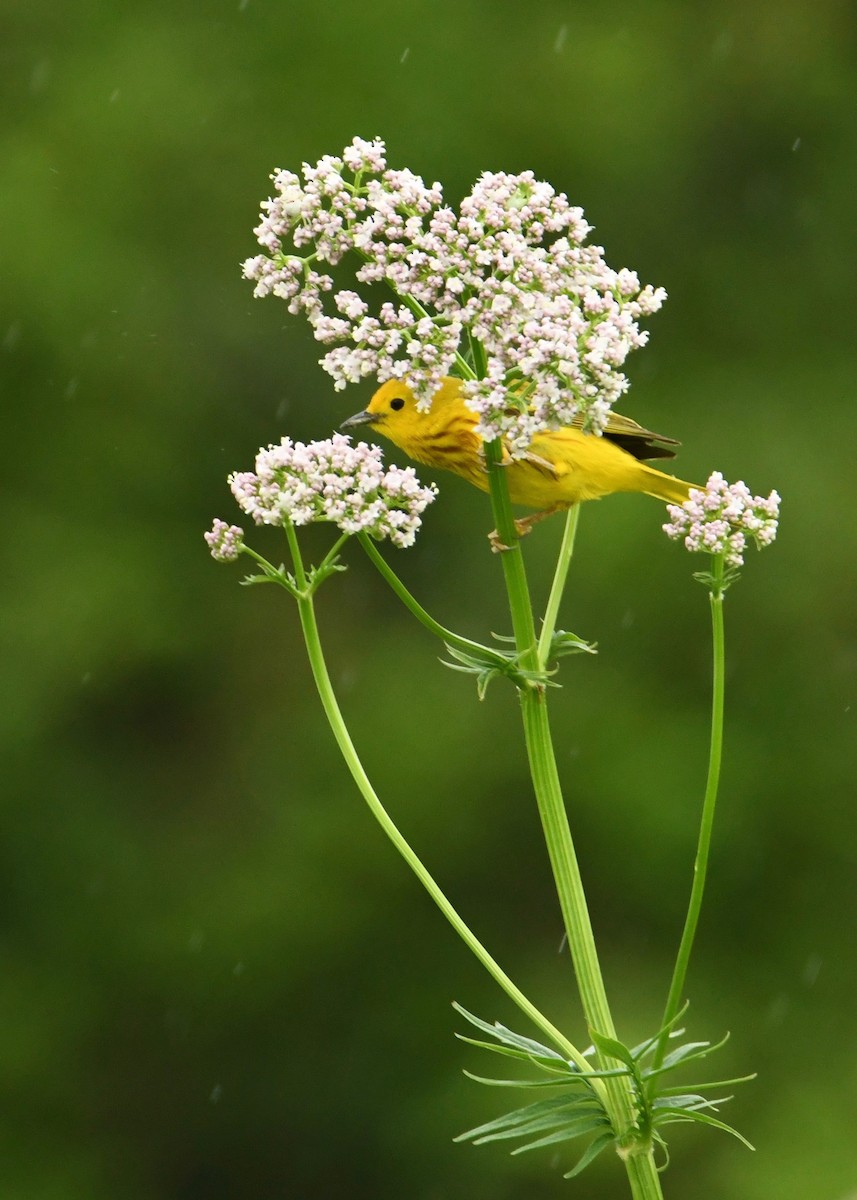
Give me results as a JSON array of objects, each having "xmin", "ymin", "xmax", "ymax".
[
  {"xmin": 511, "ymin": 1114, "xmax": 611, "ymax": 1155},
  {"xmin": 562, "ymin": 1131, "xmax": 616, "ymax": 1178},
  {"xmin": 455, "ymin": 1094, "xmax": 599, "ymax": 1144},
  {"xmin": 654, "ymin": 1108, "xmax": 755, "ymax": 1151},
  {"xmin": 645, "ymin": 1032, "xmax": 731, "ymax": 1078},
  {"xmin": 630, "ymin": 1004, "xmax": 689, "ymax": 1062},
  {"xmin": 653, "ymin": 1093, "xmax": 729, "ymax": 1113},
  {"xmin": 440, "ymin": 644, "xmax": 554, "ymax": 698},
  {"xmin": 462, "ymin": 1070, "xmax": 599, "ymax": 1091},
  {"xmin": 548, "ymin": 629, "xmax": 598, "ymax": 659},
  {"xmin": 589, "ymin": 1029, "xmax": 636, "ymax": 1070},
  {"xmin": 455, "ymin": 1035, "xmax": 567, "ymax": 1069},
  {"xmin": 656, "ymin": 1074, "xmax": 756, "ymax": 1095},
  {"xmin": 452, "ymin": 1004, "xmax": 564, "ymax": 1059},
  {"xmin": 472, "ymin": 1106, "xmax": 604, "ymax": 1147}
]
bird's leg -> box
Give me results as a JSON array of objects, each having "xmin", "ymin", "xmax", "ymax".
[
  {"xmin": 522, "ymin": 450, "xmax": 559, "ymax": 475},
  {"xmin": 488, "ymin": 505, "xmax": 563, "ymax": 553}
]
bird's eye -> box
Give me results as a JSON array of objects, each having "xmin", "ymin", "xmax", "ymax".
[{"xmin": 390, "ymin": 397, "xmax": 405, "ymax": 411}]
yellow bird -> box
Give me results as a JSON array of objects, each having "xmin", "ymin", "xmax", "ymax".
[{"xmin": 343, "ymin": 377, "xmax": 696, "ymax": 536}]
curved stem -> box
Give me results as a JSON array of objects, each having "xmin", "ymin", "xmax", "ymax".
[
  {"xmin": 357, "ymin": 533, "xmax": 508, "ymax": 667},
  {"xmin": 282, "ymin": 523, "xmax": 599, "ymax": 1082},
  {"xmin": 537, "ymin": 505, "xmax": 581, "ymax": 668},
  {"xmin": 653, "ymin": 555, "xmax": 726, "ymax": 1071}
]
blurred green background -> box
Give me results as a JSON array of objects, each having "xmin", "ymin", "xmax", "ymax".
[{"xmin": 3, "ymin": 1, "xmax": 855, "ymax": 1197}]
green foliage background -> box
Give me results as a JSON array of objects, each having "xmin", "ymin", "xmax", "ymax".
[{"xmin": 3, "ymin": 2, "xmax": 854, "ymax": 1197}]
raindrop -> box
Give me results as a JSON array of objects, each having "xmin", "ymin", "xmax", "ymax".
[
  {"xmin": 791, "ymin": 137, "xmax": 801, "ymax": 152},
  {"xmin": 275, "ymin": 397, "xmax": 290, "ymax": 420},
  {"xmin": 621, "ymin": 609, "xmax": 635, "ymax": 630},
  {"xmin": 400, "ymin": 47, "xmax": 410, "ymax": 64},
  {"xmin": 109, "ymin": 89, "xmax": 120, "ymax": 105},
  {"xmin": 81, "ymin": 672, "xmax": 92, "ymax": 686},
  {"xmin": 711, "ymin": 31, "xmax": 733, "ymax": 59},
  {"xmin": 765, "ymin": 993, "xmax": 789, "ymax": 1026},
  {"xmin": 802, "ymin": 954, "xmax": 821, "ymax": 986},
  {"xmin": 3, "ymin": 322, "xmax": 22, "ymax": 351},
  {"xmin": 188, "ymin": 930, "xmax": 205, "ymax": 953},
  {"xmin": 554, "ymin": 25, "xmax": 568, "ymax": 53},
  {"xmin": 233, "ymin": 961, "xmax": 245, "ymax": 977},
  {"xmin": 238, "ymin": 0, "xmax": 250, "ymax": 9},
  {"xmin": 65, "ymin": 378, "xmax": 79, "ymax": 400},
  {"xmin": 557, "ymin": 930, "xmax": 568, "ymax": 955},
  {"xmin": 210, "ymin": 1084, "xmax": 223, "ymax": 1103},
  {"xmin": 30, "ymin": 59, "xmax": 51, "ymax": 94}
]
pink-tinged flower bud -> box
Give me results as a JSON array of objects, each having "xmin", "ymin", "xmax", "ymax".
[
  {"xmin": 224, "ymin": 434, "xmax": 437, "ymax": 549},
  {"xmin": 205, "ymin": 519, "xmax": 245, "ymax": 562},
  {"xmin": 663, "ymin": 472, "xmax": 780, "ymax": 567}
]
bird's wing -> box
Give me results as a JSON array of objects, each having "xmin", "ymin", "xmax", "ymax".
[
  {"xmin": 502, "ymin": 388, "xmax": 680, "ymax": 462},
  {"xmin": 586, "ymin": 411, "xmax": 680, "ymax": 462}
]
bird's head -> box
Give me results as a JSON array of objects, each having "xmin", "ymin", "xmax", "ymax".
[
  {"xmin": 340, "ymin": 380, "xmax": 419, "ymax": 439},
  {"xmin": 341, "ymin": 378, "xmax": 463, "ymax": 459}
]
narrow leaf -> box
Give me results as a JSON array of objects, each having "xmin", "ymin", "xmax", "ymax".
[
  {"xmin": 563, "ymin": 1131, "xmax": 616, "ymax": 1179},
  {"xmin": 511, "ymin": 1114, "xmax": 611, "ymax": 1155},
  {"xmin": 462, "ymin": 1070, "xmax": 599, "ymax": 1093},
  {"xmin": 655, "ymin": 1109, "xmax": 754, "ymax": 1149},
  {"xmin": 653, "ymin": 1092, "xmax": 729, "ymax": 1112},
  {"xmin": 589, "ymin": 1029, "xmax": 636, "ymax": 1069},
  {"xmin": 455, "ymin": 1094, "xmax": 593, "ymax": 1143},
  {"xmin": 453, "ymin": 1032, "xmax": 554, "ymax": 1060},
  {"xmin": 453, "ymin": 1004, "xmax": 563, "ymax": 1059},
  {"xmin": 472, "ymin": 1107, "xmax": 603, "ymax": 1147},
  {"xmin": 656, "ymin": 1074, "xmax": 756, "ymax": 1094}
]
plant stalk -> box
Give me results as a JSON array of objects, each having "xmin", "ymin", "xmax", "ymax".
[
  {"xmin": 653, "ymin": 555, "xmax": 727, "ymax": 1070},
  {"xmin": 281, "ymin": 522, "xmax": 598, "ymax": 1081},
  {"xmin": 538, "ymin": 505, "xmax": 581, "ymax": 667},
  {"xmin": 482, "ymin": 450, "xmax": 664, "ymax": 1198}
]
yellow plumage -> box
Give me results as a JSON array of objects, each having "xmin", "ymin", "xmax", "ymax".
[{"xmin": 343, "ymin": 377, "xmax": 696, "ymax": 522}]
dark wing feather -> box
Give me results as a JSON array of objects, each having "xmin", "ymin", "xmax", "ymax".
[
  {"xmin": 574, "ymin": 411, "xmax": 680, "ymax": 461},
  {"xmin": 502, "ymin": 394, "xmax": 681, "ymax": 462}
]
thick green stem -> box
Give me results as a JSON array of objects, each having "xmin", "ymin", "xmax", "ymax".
[
  {"xmin": 483, "ymin": 440, "xmax": 539, "ymax": 667},
  {"xmin": 280, "ymin": 524, "xmax": 598, "ymax": 1081},
  {"xmin": 654, "ymin": 555, "xmax": 727, "ymax": 1070},
  {"xmin": 482, "ymin": 454, "xmax": 663, "ymax": 1198}
]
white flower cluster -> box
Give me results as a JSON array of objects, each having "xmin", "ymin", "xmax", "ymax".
[
  {"xmin": 205, "ymin": 518, "xmax": 245, "ymax": 562},
  {"xmin": 663, "ymin": 472, "xmax": 780, "ymax": 567},
  {"xmin": 227, "ymin": 433, "xmax": 437, "ymax": 548},
  {"xmin": 243, "ymin": 136, "xmax": 665, "ymax": 453}
]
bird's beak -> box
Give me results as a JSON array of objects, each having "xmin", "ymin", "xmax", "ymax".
[{"xmin": 340, "ymin": 409, "xmax": 381, "ymax": 431}]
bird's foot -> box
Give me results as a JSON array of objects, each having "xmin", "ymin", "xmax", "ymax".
[
  {"xmin": 488, "ymin": 528, "xmax": 515, "ymax": 553},
  {"xmin": 487, "ymin": 507, "xmax": 562, "ymax": 552}
]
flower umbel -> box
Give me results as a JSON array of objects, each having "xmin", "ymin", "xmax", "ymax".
[
  {"xmin": 243, "ymin": 136, "xmax": 666, "ymax": 453},
  {"xmin": 228, "ymin": 433, "xmax": 437, "ymax": 549},
  {"xmin": 205, "ymin": 519, "xmax": 245, "ymax": 562},
  {"xmin": 663, "ymin": 471, "xmax": 780, "ymax": 567}
]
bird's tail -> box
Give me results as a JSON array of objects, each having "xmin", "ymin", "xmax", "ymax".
[{"xmin": 641, "ymin": 466, "xmax": 698, "ymax": 506}]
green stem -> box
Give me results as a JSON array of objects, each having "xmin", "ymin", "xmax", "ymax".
[
  {"xmin": 280, "ymin": 523, "xmax": 599, "ymax": 1082},
  {"xmin": 653, "ymin": 555, "xmax": 727, "ymax": 1071},
  {"xmin": 537, "ymin": 505, "xmax": 581, "ymax": 668},
  {"xmin": 357, "ymin": 533, "xmax": 508, "ymax": 667},
  {"xmin": 483, "ymin": 440, "xmax": 539, "ymax": 666},
  {"xmin": 483, "ymin": 452, "xmax": 663, "ymax": 1197}
]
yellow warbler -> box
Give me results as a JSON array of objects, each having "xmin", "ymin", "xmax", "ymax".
[{"xmin": 343, "ymin": 377, "xmax": 696, "ymax": 534}]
